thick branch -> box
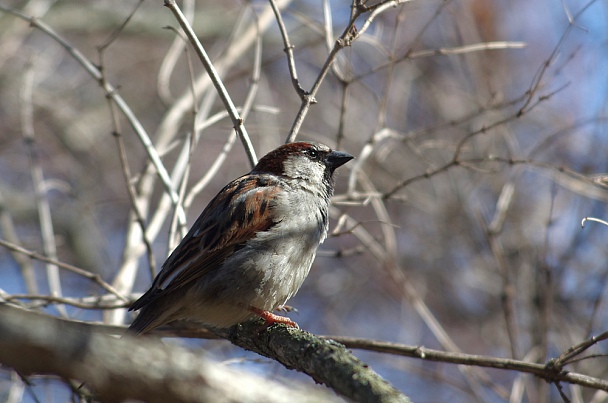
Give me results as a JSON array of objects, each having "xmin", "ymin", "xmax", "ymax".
[
  {"xmin": 214, "ymin": 322, "xmax": 411, "ymax": 403},
  {"xmin": 0, "ymin": 305, "xmax": 343, "ymax": 403}
]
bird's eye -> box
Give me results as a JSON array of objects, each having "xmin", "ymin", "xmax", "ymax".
[{"xmin": 306, "ymin": 148, "xmax": 319, "ymax": 160}]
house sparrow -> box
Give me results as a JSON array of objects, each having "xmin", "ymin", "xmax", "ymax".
[{"xmin": 128, "ymin": 141, "xmax": 353, "ymax": 334}]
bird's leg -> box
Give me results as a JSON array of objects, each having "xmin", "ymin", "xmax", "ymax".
[{"xmin": 249, "ymin": 306, "xmax": 299, "ymax": 329}]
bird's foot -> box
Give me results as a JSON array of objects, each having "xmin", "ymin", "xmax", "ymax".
[{"xmin": 249, "ymin": 306, "xmax": 299, "ymax": 331}]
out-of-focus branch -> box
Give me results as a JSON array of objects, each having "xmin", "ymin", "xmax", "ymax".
[
  {"xmin": 284, "ymin": 11, "xmax": 359, "ymax": 143},
  {"xmin": 96, "ymin": 0, "xmax": 157, "ymax": 278},
  {"xmin": 20, "ymin": 60, "xmax": 66, "ymax": 317},
  {"xmin": 157, "ymin": 0, "xmax": 195, "ymax": 104},
  {"xmin": 0, "ymin": 191, "xmax": 37, "ymax": 294},
  {"xmin": 0, "ymin": 305, "xmax": 344, "ymax": 403},
  {"xmin": 1, "ymin": 292, "xmax": 130, "ymax": 310},
  {"xmin": 285, "ymin": 0, "xmax": 412, "ymax": 142},
  {"xmin": 0, "ymin": 5, "xmax": 188, "ymax": 229},
  {"xmin": 164, "ymin": 0, "xmax": 258, "ymax": 168},
  {"xmin": 0, "ymin": 238, "xmax": 128, "ymax": 302}
]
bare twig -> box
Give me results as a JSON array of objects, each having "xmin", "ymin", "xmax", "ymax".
[
  {"xmin": 285, "ymin": 0, "xmax": 415, "ymax": 142},
  {"xmin": 581, "ymin": 217, "xmax": 608, "ymax": 228},
  {"xmin": 96, "ymin": 0, "xmax": 144, "ymax": 53},
  {"xmin": 0, "ymin": 238, "xmax": 128, "ymax": 302},
  {"xmin": 168, "ymin": 25, "xmax": 199, "ymax": 251},
  {"xmin": 353, "ymin": 0, "xmax": 412, "ymax": 40},
  {"xmin": 480, "ymin": 211, "xmax": 522, "ymax": 359},
  {"xmin": 20, "ymin": 59, "xmax": 66, "ymax": 318},
  {"xmin": 97, "ymin": 23, "xmax": 158, "ymax": 278},
  {"xmin": 164, "ymin": 0, "xmax": 258, "ymax": 167},
  {"xmin": 2, "ymin": 293, "xmax": 130, "ymax": 310},
  {"xmin": 269, "ymin": 0, "xmax": 308, "ymax": 98},
  {"xmin": 408, "ymin": 41, "xmax": 526, "ymax": 58},
  {"xmin": 552, "ymin": 331, "xmax": 608, "ymax": 367},
  {"xmin": 284, "ymin": 13, "xmax": 358, "ymax": 142},
  {"xmin": 0, "ymin": 5, "xmax": 188, "ymax": 229},
  {"xmin": 157, "ymin": 0, "xmax": 195, "ymax": 104},
  {"xmin": 518, "ymin": 0, "xmax": 599, "ymax": 115},
  {"xmin": 182, "ymin": 27, "xmax": 264, "ymax": 211},
  {"xmin": 326, "ymin": 336, "xmax": 608, "ymax": 392},
  {"xmin": 0, "ymin": 191, "xmax": 37, "ymax": 294}
]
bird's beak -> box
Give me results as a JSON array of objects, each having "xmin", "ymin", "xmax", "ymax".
[{"xmin": 325, "ymin": 150, "xmax": 354, "ymax": 170}]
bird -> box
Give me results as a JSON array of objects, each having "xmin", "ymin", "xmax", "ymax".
[{"xmin": 128, "ymin": 141, "xmax": 354, "ymax": 335}]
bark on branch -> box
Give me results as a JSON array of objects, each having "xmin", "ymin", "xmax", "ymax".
[{"xmin": 214, "ymin": 323, "xmax": 411, "ymax": 403}]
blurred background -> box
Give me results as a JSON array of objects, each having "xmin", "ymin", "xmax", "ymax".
[{"xmin": 1, "ymin": 0, "xmax": 608, "ymax": 401}]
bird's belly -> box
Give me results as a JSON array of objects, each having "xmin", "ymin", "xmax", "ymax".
[
  {"xmin": 232, "ymin": 242, "xmax": 314, "ymax": 307},
  {"xmin": 188, "ymin": 202, "xmax": 326, "ymax": 326}
]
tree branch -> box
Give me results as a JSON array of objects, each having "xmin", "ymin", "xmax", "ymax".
[
  {"xmin": 0, "ymin": 305, "xmax": 410, "ymax": 402},
  {"xmin": 163, "ymin": 0, "xmax": 258, "ymax": 167},
  {"xmin": 0, "ymin": 304, "xmax": 345, "ymax": 403},
  {"xmin": 214, "ymin": 322, "xmax": 411, "ymax": 403},
  {"xmin": 327, "ymin": 336, "xmax": 608, "ymax": 392}
]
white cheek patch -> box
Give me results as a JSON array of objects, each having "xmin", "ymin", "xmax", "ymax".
[
  {"xmin": 281, "ymin": 157, "xmax": 299, "ymax": 178},
  {"xmin": 283, "ymin": 155, "xmax": 325, "ymax": 184}
]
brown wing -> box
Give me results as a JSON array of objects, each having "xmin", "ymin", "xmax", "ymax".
[{"xmin": 129, "ymin": 174, "xmax": 280, "ymax": 311}]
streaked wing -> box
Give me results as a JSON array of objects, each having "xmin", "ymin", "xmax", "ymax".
[{"xmin": 130, "ymin": 174, "xmax": 280, "ymax": 311}]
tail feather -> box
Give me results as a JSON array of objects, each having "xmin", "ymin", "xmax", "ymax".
[{"xmin": 128, "ymin": 294, "xmax": 179, "ymax": 335}]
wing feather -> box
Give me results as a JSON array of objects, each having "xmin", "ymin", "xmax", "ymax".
[{"xmin": 129, "ymin": 174, "xmax": 280, "ymax": 311}]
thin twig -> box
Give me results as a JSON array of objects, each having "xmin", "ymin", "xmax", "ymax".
[
  {"xmin": 269, "ymin": 0, "xmax": 308, "ymax": 98},
  {"xmin": 0, "ymin": 238, "xmax": 129, "ymax": 302},
  {"xmin": 183, "ymin": 19, "xmax": 264, "ymax": 210},
  {"xmin": 517, "ymin": 0, "xmax": 599, "ymax": 115},
  {"xmin": 326, "ymin": 336, "xmax": 608, "ymax": 392},
  {"xmin": 157, "ymin": 0, "xmax": 195, "ymax": 104},
  {"xmin": 581, "ymin": 217, "xmax": 608, "ymax": 228},
  {"xmin": 285, "ymin": 12, "xmax": 359, "ymax": 142},
  {"xmin": 351, "ymin": 0, "xmax": 452, "ymax": 83},
  {"xmin": 107, "ymin": 126, "xmax": 157, "ymax": 278},
  {"xmin": 0, "ymin": 5, "xmax": 188, "ymax": 229},
  {"xmin": 480, "ymin": 210, "xmax": 522, "ymax": 359},
  {"xmin": 2, "ymin": 293, "xmax": 130, "ymax": 310},
  {"xmin": 553, "ymin": 331, "xmax": 608, "ymax": 367},
  {"xmin": 240, "ymin": 20, "xmax": 263, "ymax": 122},
  {"xmin": 20, "ymin": 59, "xmax": 67, "ymax": 318},
  {"xmin": 168, "ymin": 26, "xmax": 199, "ymax": 251},
  {"xmin": 0, "ymin": 191, "xmax": 38, "ymax": 294},
  {"xmin": 323, "ymin": 0, "xmax": 335, "ymax": 52},
  {"xmin": 97, "ymin": 0, "xmax": 144, "ymax": 53},
  {"xmin": 285, "ymin": 0, "xmax": 413, "ymax": 143},
  {"xmin": 353, "ymin": 0, "xmax": 412, "ymax": 40},
  {"xmin": 97, "ymin": 30, "xmax": 158, "ymax": 278},
  {"xmin": 164, "ymin": 0, "xmax": 258, "ymax": 167},
  {"xmin": 351, "ymin": 41, "xmax": 526, "ymax": 83}
]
